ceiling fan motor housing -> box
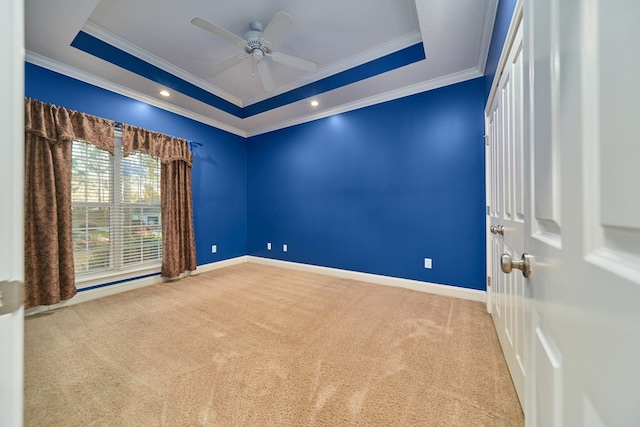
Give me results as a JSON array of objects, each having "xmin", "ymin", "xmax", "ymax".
[
  {"xmin": 244, "ymin": 21, "xmax": 271, "ymax": 56},
  {"xmin": 245, "ymin": 31, "xmax": 262, "ymax": 49}
]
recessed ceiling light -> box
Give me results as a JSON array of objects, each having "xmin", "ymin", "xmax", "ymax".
[
  {"xmin": 310, "ymin": 100, "xmax": 319, "ymax": 107},
  {"xmin": 159, "ymin": 90, "xmax": 171, "ymax": 97}
]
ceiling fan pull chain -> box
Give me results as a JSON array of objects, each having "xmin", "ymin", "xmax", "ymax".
[{"xmin": 251, "ymin": 53, "xmax": 256, "ymax": 76}]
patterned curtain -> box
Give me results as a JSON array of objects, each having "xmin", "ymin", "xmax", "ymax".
[
  {"xmin": 24, "ymin": 98, "xmax": 114, "ymax": 308},
  {"xmin": 121, "ymin": 124, "xmax": 196, "ymax": 278}
]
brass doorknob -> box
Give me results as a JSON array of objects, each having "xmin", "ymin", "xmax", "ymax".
[
  {"xmin": 501, "ymin": 253, "xmax": 532, "ymax": 278},
  {"xmin": 490, "ymin": 225, "xmax": 504, "ymax": 235}
]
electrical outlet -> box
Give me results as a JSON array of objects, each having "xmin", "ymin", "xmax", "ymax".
[
  {"xmin": 283, "ymin": 244, "xmax": 288, "ymax": 252},
  {"xmin": 424, "ymin": 258, "xmax": 432, "ymax": 269},
  {"xmin": 267, "ymin": 242, "xmax": 272, "ymax": 250},
  {"xmin": 211, "ymin": 245, "xmax": 217, "ymax": 253}
]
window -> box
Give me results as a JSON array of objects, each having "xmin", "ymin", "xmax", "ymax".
[{"xmin": 71, "ymin": 134, "xmax": 162, "ymax": 277}]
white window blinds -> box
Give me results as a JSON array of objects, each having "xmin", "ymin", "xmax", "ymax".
[{"xmin": 71, "ymin": 135, "xmax": 162, "ymax": 276}]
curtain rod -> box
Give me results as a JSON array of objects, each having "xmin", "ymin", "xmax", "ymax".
[{"xmin": 114, "ymin": 122, "xmax": 202, "ymax": 149}]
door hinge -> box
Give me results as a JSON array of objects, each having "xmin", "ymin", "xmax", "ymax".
[
  {"xmin": 487, "ymin": 276, "xmax": 492, "ymax": 287},
  {"xmin": 0, "ymin": 280, "xmax": 24, "ymax": 315},
  {"xmin": 484, "ymin": 134, "xmax": 490, "ymax": 146}
]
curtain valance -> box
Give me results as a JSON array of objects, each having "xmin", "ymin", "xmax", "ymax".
[
  {"xmin": 122, "ymin": 124, "xmax": 192, "ymax": 166},
  {"xmin": 25, "ymin": 98, "xmax": 115, "ymax": 154}
]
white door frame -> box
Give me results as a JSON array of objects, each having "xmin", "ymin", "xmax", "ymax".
[{"xmin": 0, "ymin": 0, "xmax": 25, "ymax": 425}]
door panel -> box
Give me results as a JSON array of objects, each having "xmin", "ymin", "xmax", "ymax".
[
  {"xmin": 530, "ymin": 0, "xmax": 562, "ymax": 238},
  {"xmin": 582, "ymin": 0, "xmax": 640, "ymax": 283},
  {"xmin": 525, "ymin": 0, "xmax": 640, "ymax": 424},
  {"xmin": 487, "ymin": 18, "xmax": 526, "ymax": 407},
  {"xmin": 512, "ymin": 42, "xmax": 526, "ymax": 224},
  {"xmin": 532, "ymin": 315, "xmax": 563, "ymax": 427}
]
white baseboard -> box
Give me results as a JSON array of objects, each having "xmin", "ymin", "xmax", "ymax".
[
  {"xmin": 246, "ymin": 256, "xmax": 486, "ymax": 303},
  {"xmin": 193, "ymin": 256, "xmax": 249, "ymax": 275},
  {"xmin": 25, "ymin": 255, "xmax": 485, "ymax": 316}
]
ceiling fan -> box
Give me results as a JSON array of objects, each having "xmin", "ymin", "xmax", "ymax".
[{"xmin": 191, "ymin": 10, "xmax": 318, "ymax": 92}]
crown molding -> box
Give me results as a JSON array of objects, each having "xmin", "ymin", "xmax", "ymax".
[
  {"xmin": 476, "ymin": 0, "xmax": 500, "ymax": 74},
  {"xmin": 243, "ymin": 31, "xmax": 424, "ymax": 106},
  {"xmin": 81, "ymin": 21, "xmax": 243, "ymax": 107},
  {"xmin": 247, "ymin": 67, "xmax": 482, "ymax": 137},
  {"xmin": 485, "ymin": 0, "xmax": 524, "ymax": 115},
  {"xmin": 25, "ymin": 51, "xmax": 247, "ymax": 138},
  {"xmin": 82, "ymin": 22, "xmax": 423, "ymax": 111},
  {"xmin": 27, "ymin": 52, "xmax": 482, "ymax": 140}
]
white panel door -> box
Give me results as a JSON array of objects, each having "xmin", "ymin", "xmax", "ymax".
[
  {"xmin": 487, "ymin": 15, "xmax": 527, "ymax": 407},
  {"xmin": 0, "ymin": 0, "xmax": 24, "ymax": 426},
  {"xmin": 522, "ymin": 0, "xmax": 640, "ymax": 424}
]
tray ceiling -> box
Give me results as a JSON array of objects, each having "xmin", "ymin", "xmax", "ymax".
[{"xmin": 25, "ymin": 0, "xmax": 498, "ymax": 137}]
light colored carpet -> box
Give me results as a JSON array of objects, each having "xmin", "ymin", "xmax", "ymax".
[{"xmin": 25, "ymin": 263, "xmax": 523, "ymax": 426}]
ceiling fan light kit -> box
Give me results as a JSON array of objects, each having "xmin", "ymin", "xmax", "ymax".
[{"xmin": 191, "ymin": 10, "xmax": 318, "ymax": 93}]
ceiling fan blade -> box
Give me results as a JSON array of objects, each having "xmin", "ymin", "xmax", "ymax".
[
  {"xmin": 271, "ymin": 51, "xmax": 318, "ymax": 72},
  {"xmin": 256, "ymin": 60, "xmax": 275, "ymax": 92},
  {"xmin": 208, "ymin": 55, "xmax": 247, "ymax": 76},
  {"xmin": 261, "ymin": 10, "xmax": 293, "ymax": 45},
  {"xmin": 191, "ymin": 17, "xmax": 247, "ymax": 47}
]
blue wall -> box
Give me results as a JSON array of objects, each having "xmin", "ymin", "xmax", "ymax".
[
  {"xmin": 485, "ymin": 0, "xmax": 518, "ymax": 99},
  {"xmin": 25, "ymin": 63, "xmax": 248, "ymax": 266},
  {"xmin": 25, "ymin": 65, "xmax": 487, "ymax": 291},
  {"xmin": 247, "ymin": 78, "xmax": 486, "ymax": 290}
]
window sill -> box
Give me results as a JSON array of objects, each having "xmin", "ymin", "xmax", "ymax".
[{"xmin": 75, "ymin": 263, "xmax": 162, "ymax": 291}]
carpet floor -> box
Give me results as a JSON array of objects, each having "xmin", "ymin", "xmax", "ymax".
[{"xmin": 25, "ymin": 263, "xmax": 523, "ymax": 426}]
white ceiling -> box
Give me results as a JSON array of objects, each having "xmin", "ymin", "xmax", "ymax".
[{"xmin": 25, "ymin": 0, "xmax": 498, "ymax": 137}]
